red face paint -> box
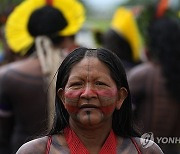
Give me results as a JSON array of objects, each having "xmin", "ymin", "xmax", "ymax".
[
  {"xmin": 64, "ymin": 87, "xmax": 118, "ymax": 115},
  {"xmin": 96, "ymin": 88, "xmax": 117, "ymax": 107},
  {"xmin": 64, "ymin": 103, "xmax": 79, "ymax": 113},
  {"xmin": 64, "ymin": 89, "xmax": 83, "ymax": 104},
  {"xmin": 100, "ymin": 104, "xmax": 116, "ymax": 114}
]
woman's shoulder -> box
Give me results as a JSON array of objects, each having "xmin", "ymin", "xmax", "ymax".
[
  {"xmin": 16, "ymin": 134, "xmax": 69, "ymax": 154},
  {"xmin": 128, "ymin": 62, "xmax": 154, "ymax": 79},
  {"xmin": 16, "ymin": 136, "xmax": 49, "ymax": 154},
  {"xmin": 116, "ymin": 136, "xmax": 163, "ymax": 154},
  {"xmin": 133, "ymin": 137, "xmax": 164, "ymax": 154}
]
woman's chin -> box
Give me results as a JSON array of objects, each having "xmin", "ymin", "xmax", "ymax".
[{"xmin": 77, "ymin": 108, "xmax": 104, "ymax": 126}]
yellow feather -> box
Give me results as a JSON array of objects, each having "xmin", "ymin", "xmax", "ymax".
[{"xmin": 111, "ymin": 7, "xmax": 142, "ymax": 61}]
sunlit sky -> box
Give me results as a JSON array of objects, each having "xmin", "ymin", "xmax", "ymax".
[
  {"xmin": 81, "ymin": 0, "xmax": 127, "ymax": 19},
  {"xmin": 82, "ymin": 0, "xmax": 126, "ymax": 10},
  {"xmin": 81, "ymin": 0, "xmax": 127, "ymax": 14}
]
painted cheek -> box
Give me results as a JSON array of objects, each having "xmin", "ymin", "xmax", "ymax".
[
  {"xmin": 64, "ymin": 89, "xmax": 83, "ymax": 104},
  {"xmin": 64, "ymin": 103, "xmax": 79, "ymax": 114},
  {"xmin": 97, "ymin": 88, "xmax": 118, "ymax": 106},
  {"xmin": 64, "ymin": 89, "xmax": 83, "ymax": 114},
  {"xmin": 100, "ymin": 104, "xmax": 116, "ymax": 114},
  {"xmin": 97, "ymin": 88, "xmax": 117, "ymax": 97}
]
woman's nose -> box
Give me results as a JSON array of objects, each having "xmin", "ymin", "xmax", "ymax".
[{"xmin": 80, "ymin": 84, "xmax": 97, "ymax": 99}]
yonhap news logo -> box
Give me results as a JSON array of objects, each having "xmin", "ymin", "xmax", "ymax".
[
  {"xmin": 140, "ymin": 132, "xmax": 154, "ymax": 148},
  {"xmin": 141, "ymin": 132, "xmax": 180, "ymax": 148}
]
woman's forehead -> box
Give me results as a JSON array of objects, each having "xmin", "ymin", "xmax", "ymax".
[{"xmin": 69, "ymin": 57, "xmax": 111, "ymax": 77}]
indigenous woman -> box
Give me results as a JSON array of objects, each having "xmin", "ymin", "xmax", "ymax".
[{"xmin": 17, "ymin": 48, "xmax": 163, "ymax": 154}]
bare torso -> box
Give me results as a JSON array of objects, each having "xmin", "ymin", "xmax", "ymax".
[{"xmin": 16, "ymin": 134, "xmax": 163, "ymax": 154}]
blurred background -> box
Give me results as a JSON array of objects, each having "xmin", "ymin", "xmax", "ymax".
[
  {"xmin": 0, "ymin": 1, "xmax": 180, "ymax": 153},
  {"xmin": 1, "ymin": 0, "xmax": 180, "ymax": 52}
]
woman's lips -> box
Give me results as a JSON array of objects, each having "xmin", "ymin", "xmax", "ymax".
[{"xmin": 80, "ymin": 104, "xmax": 98, "ymax": 109}]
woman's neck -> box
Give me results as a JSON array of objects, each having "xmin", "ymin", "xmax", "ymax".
[{"xmin": 69, "ymin": 118, "xmax": 112, "ymax": 153}]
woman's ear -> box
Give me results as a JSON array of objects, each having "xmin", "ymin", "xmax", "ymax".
[
  {"xmin": 57, "ymin": 88, "xmax": 65, "ymax": 105},
  {"xmin": 116, "ymin": 87, "xmax": 128, "ymax": 110}
]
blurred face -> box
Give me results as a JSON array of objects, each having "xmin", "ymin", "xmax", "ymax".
[{"xmin": 58, "ymin": 57, "xmax": 127, "ymax": 127}]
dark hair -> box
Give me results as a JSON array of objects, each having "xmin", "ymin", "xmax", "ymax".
[
  {"xmin": 146, "ymin": 17, "xmax": 180, "ymax": 102},
  {"xmin": 49, "ymin": 47, "xmax": 139, "ymax": 137},
  {"xmin": 102, "ymin": 29, "xmax": 133, "ymax": 63},
  {"xmin": 26, "ymin": 5, "xmax": 68, "ymax": 55},
  {"xmin": 28, "ymin": 5, "xmax": 67, "ymax": 37},
  {"xmin": 102, "ymin": 29, "xmax": 141, "ymax": 71}
]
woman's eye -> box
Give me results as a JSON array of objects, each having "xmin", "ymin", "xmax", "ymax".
[
  {"xmin": 95, "ymin": 81, "xmax": 107, "ymax": 86},
  {"xmin": 70, "ymin": 82, "xmax": 83, "ymax": 87}
]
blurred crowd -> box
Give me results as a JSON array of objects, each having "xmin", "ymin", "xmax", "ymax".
[{"xmin": 0, "ymin": 0, "xmax": 180, "ymax": 153}]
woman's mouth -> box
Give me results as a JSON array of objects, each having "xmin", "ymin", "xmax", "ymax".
[{"xmin": 80, "ymin": 104, "xmax": 98, "ymax": 109}]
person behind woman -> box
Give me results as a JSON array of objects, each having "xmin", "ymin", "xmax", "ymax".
[
  {"xmin": 102, "ymin": 7, "xmax": 142, "ymax": 72},
  {"xmin": 128, "ymin": 12, "xmax": 180, "ymax": 154},
  {"xmin": 16, "ymin": 47, "xmax": 163, "ymax": 154}
]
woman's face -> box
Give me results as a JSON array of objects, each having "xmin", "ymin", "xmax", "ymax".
[{"xmin": 58, "ymin": 57, "xmax": 127, "ymax": 127}]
